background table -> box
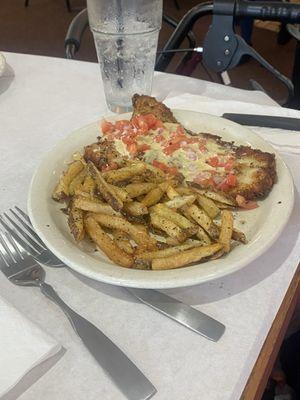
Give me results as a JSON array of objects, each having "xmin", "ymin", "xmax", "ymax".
[{"xmin": 0, "ymin": 52, "xmax": 299, "ymax": 400}]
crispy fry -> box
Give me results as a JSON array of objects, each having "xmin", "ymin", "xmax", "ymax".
[
  {"xmin": 141, "ymin": 187, "xmax": 164, "ymax": 207},
  {"xmin": 166, "ymin": 186, "xmax": 180, "ymax": 200},
  {"xmin": 135, "ymin": 241, "xmax": 203, "ymax": 261},
  {"xmin": 232, "ymin": 227, "xmax": 247, "ymax": 244},
  {"xmin": 150, "ymin": 213, "xmax": 186, "ymax": 243},
  {"xmin": 196, "ymin": 194, "xmax": 220, "ymax": 219},
  {"xmin": 73, "ymin": 195, "xmax": 120, "ymax": 215},
  {"xmin": 69, "ymin": 168, "xmax": 87, "ymax": 196},
  {"xmin": 82, "ymin": 174, "xmax": 96, "ymax": 194},
  {"xmin": 142, "ymin": 163, "xmax": 166, "ymax": 183},
  {"xmin": 68, "ymin": 200, "xmax": 85, "ymax": 242},
  {"xmin": 152, "ymin": 243, "xmax": 223, "ymax": 270},
  {"xmin": 151, "ymin": 204, "xmax": 197, "ymax": 236},
  {"xmin": 184, "ymin": 204, "xmax": 219, "ymax": 239},
  {"xmin": 108, "ymin": 184, "xmax": 132, "ymax": 202},
  {"xmin": 90, "ymin": 213, "xmax": 157, "ymax": 249},
  {"xmin": 84, "ymin": 216, "xmax": 133, "ymax": 267},
  {"xmin": 87, "ymin": 161, "xmax": 123, "ymax": 211},
  {"xmin": 123, "ymin": 201, "xmax": 148, "ymax": 216},
  {"xmin": 192, "ymin": 188, "xmax": 235, "ymax": 206},
  {"xmin": 102, "ymin": 163, "xmax": 146, "ymax": 183},
  {"xmin": 52, "ymin": 160, "xmax": 85, "ymax": 200},
  {"xmin": 196, "ymin": 226, "xmax": 212, "ymax": 245},
  {"xmin": 213, "ymin": 200, "xmax": 234, "ymax": 210},
  {"xmin": 125, "ymin": 182, "xmax": 156, "ymax": 198},
  {"xmin": 175, "ymin": 186, "xmax": 194, "ymax": 196},
  {"xmin": 218, "ymin": 210, "xmax": 234, "ymax": 252},
  {"xmin": 164, "ymin": 195, "xmax": 196, "ymax": 209},
  {"xmin": 112, "ymin": 230, "xmax": 134, "ymax": 254}
]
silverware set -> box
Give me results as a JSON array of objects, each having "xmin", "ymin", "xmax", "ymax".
[{"xmin": 0, "ymin": 207, "xmax": 225, "ymax": 400}]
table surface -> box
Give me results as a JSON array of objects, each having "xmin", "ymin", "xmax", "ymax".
[{"xmin": 0, "ymin": 52, "xmax": 299, "ymax": 400}]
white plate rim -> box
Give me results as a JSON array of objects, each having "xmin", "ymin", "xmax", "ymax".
[{"xmin": 28, "ymin": 110, "xmax": 294, "ymax": 289}]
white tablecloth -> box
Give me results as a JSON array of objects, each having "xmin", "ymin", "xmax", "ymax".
[{"xmin": 0, "ymin": 52, "xmax": 299, "ymax": 400}]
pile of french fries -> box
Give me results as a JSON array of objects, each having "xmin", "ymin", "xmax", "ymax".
[{"xmin": 52, "ymin": 156, "xmax": 246, "ymax": 270}]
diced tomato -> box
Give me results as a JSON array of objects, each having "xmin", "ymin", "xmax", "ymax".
[
  {"xmin": 224, "ymin": 160, "xmax": 234, "ymax": 171},
  {"xmin": 193, "ymin": 172, "xmax": 215, "ymax": 187},
  {"xmin": 217, "ymin": 174, "xmax": 237, "ymax": 191},
  {"xmin": 122, "ymin": 135, "xmax": 135, "ymax": 145},
  {"xmin": 226, "ymin": 174, "xmax": 237, "ymax": 187},
  {"xmin": 101, "ymin": 119, "xmax": 114, "ymax": 134},
  {"xmin": 163, "ymin": 142, "xmax": 181, "ymax": 155},
  {"xmin": 137, "ymin": 144, "xmax": 150, "ymax": 152},
  {"xmin": 152, "ymin": 160, "xmax": 178, "ymax": 175},
  {"xmin": 131, "ymin": 116, "xmax": 149, "ymax": 134},
  {"xmin": 115, "ymin": 120, "xmax": 130, "ymax": 131},
  {"xmin": 154, "ymin": 134, "xmax": 165, "ymax": 143},
  {"xmin": 236, "ymin": 195, "xmax": 258, "ymax": 209},
  {"xmin": 127, "ymin": 143, "xmax": 138, "ymax": 154},
  {"xmin": 207, "ymin": 156, "xmax": 219, "ymax": 167},
  {"xmin": 143, "ymin": 114, "xmax": 164, "ymax": 129}
]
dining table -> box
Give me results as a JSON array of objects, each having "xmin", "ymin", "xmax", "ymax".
[{"xmin": 0, "ymin": 51, "xmax": 299, "ymax": 400}]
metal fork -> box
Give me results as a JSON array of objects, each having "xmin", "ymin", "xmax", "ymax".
[
  {"xmin": 0, "ymin": 231, "xmax": 156, "ymax": 400},
  {"xmin": 0, "ymin": 207, "xmax": 225, "ymax": 341}
]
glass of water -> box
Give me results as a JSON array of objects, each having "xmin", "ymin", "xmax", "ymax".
[{"xmin": 87, "ymin": 0, "xmax": 163, "ymax": 113}]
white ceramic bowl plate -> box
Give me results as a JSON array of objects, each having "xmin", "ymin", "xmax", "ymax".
[{"xmin": 28, "ymin": 110, "xmax": 294, "ymax": 289}]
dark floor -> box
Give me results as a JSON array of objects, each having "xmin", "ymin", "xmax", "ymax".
[{"xmin": 0, "ymin": 0, "xmax": 297, "ymax": 103}]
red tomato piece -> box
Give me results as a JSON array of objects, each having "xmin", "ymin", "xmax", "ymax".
[
  {"xmin": 101, "ymin": 119, "xmax": 114, "ymax": 134},
  {"xmin": 207, "ymin": 156, "xmax": 219, "ymax": 167}
]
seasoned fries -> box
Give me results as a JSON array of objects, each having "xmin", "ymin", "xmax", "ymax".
[
  {"xmin": 53, "ymin": 149, "xmax": 246, "ymax": 270},
  {"xmin": 84, "ymin": 216, "xmax": 133, "ymax": 267}
]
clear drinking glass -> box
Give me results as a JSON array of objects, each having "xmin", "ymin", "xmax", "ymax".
[{"xmin": 87, "ymin": 0, "xmax": 163, "ymax": 113}]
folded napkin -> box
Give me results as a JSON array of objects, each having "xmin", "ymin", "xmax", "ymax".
[
  {"xmin": 164, "ymin": 93, "xmax": 300, "ymax": 154},
  {"xmin": 0, "ymin": 296, "xmax": 61, "ymax": 398}
]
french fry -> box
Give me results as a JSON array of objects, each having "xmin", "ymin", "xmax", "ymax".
[
  {"xmin": 152, "ymin": 243, "xmax": 223, "ymax": 270},
  {"xmin": 142, "ymin": 163, "xmax": 166, "ymax": 183},
  {"xmin": 164, "ymin": 195, "xmax": 196, "ymax": 209},
  {"xmin": 108, "ymin": 184, "xmax": 132, "ymax": 202},
  {"xmin": 125, "ymin": 182, "xmax": 156, "ymax": 198},
  {"xmin": 196, "ymin": 226, "xmax": 212, "ymax": 245},
  {"xmin": 123, "ymin": 201, "xmax": 148, "ymax": 216},
  {"xmin": 166, "ymin": 186, "xmax": 180, "ymax": 200},
  {"xmin": 141, "ymin": 187, "xmax": 164, "ymax": 207},
  {"xmin": 135, "ymin": 241, "xmax": 204, "ymax": 261},
  {"xmin": 184, "ymin": 204, "xmax": 219, "ymax": 239},
  {"xmin": 151, "ymin": 203, "xmax": 197, "ymax": 236},
  {"xmin": 218, "ymin": 210, "xmax": 234, "ymax": 252},
  {"xmin": 232, "ymin": 227, "xmax": 247, "ymax": 244},
  {"xmin": 52, "ymin": 160, "xmax": 85, "ymax": 200},
  {"xmin": 69, "ymin": 168, "xmax": 87, "ymax": 196},
  {"xmin": 150, "ymin": 213, "xmax": 186, "ymax": 243},
  {"xmin": 196, "ymin": 194, "xmax": 220, "ymax": 219},
  {"xmin": 73, "ymin": 195, "xmax": 120, "ymax": 215},
  {"xmin": 90, "ymin": 213, "xmax": 157, "ymax": 250},
  {"xmin": 81, "ymin": 174, "xmax": 96, "ymax": 194},
  {"xmin": 175, "ymin": 186, "xmax": 194, "ymax": 196},
  {"xmin": 102, "ymin": 163, "xmax": 146, "ymax": 183},
  {"xmin": 112, "ymin": 230, "xmax": 134, "ymax": 254},
  {"xmin": 192, "ymin": 188, "xmax": 235, "ymax": 206},
  {"xmin": 68, "ymin": 200, "xmax": 85, "ymax": 242},
  {"xmin": 84, "ymin": 216, "xmax": 133, "ymax": 268},
  {"xmin": 213, "ymin": 200, "xmax": 234, "ymax": 210},
  {"xmin": 87, "ymin": 161, "xmax": 123, "ymax": 211}
]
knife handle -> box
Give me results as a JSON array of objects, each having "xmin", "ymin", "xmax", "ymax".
[
  {"xmin": 40, "ymin": 282, "xmax": 156, "ymax": 400},
  {"xmin": 223, "ymin": 113, "xmax": 300, "ymax": 131},
  {"xmin": 128, "ymin": 288, "xmax": 225, "ymax": 342}
]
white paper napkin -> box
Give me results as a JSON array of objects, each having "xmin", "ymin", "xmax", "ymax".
[
  {"xmin": 164, "ymin": 93, "xmax": 300, "ymax": 154},
  {"xmin": 0, "ymin": 296, "xmax": 61, "ymax": 398}
]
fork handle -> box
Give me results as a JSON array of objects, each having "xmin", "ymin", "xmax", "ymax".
[{"xmin": 39, "ymin": 282, "xmax": 156, "ymax": 400}]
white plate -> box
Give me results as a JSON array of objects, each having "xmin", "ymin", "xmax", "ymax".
[{"xmin": 28, "ymin": 110, "xmax": 294, "ymax": 289}]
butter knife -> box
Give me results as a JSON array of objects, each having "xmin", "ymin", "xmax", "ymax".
[{"xmin": 127, "ymin": 288, "xmax": 225, "ymax": 342}]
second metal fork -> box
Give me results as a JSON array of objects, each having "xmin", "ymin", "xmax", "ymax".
[{"xmin": 0, "ymin": 207, "xmax": 225, "ymax": 341}]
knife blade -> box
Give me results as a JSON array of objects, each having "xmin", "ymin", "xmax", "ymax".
[
  {"xmin": 222, "ymin": 113, "xmax": 300, "ymax": 131},
  {"xmin": 127, "ymin": 288, "xmax": 225, "ymax": 342}
]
